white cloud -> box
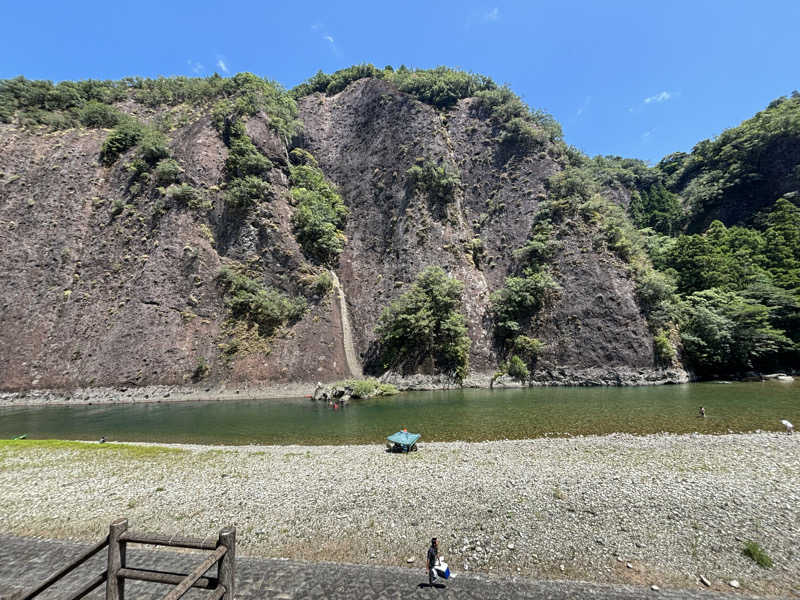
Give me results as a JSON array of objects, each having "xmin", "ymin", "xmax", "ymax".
[
  {"xmin": 484, "ymin": 7, "xmax": 500, "ymax": 21},
  {"xmin": 641, "ymin": 129, "xmax": 655, "ymax": 141},
  {"xmin": 644, "ymin": 91, "xmax": 672, "ymax": 104},
  {"xmin": 186, "ymin": 59, "xmax": 204, "ymax": 74},
  {"xmin": 216, "ymin": 58, "xmax": 229, "ymax": 74},
  {"xmin": 321, "ymin": 33, "xmax": 341, "ymax": 56},
  {"xmin": 576, "ymin": 95, "xmax": 592, "ymax": 118}
]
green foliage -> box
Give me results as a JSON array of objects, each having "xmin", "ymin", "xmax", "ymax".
[
  {"xmin": 335, "ymin": 378, "xmax": 400, "ymax": 399},
  {"xmin": 100, "ymin": 118, "xmax": 144, "ymax": 165},
  {"xmin": 505, "ymin": 354, "xmax": 529, "ymax": 384},
  {"xmin": 214, "ymin": 114, "xmax": 274, "ymax": 212},
  {"xmin": 513, "ymin": 222, "xmax": 555, "ymax": 265},
  {"xmin": 657, "ymin": 93, "xmax": 800, "ymax": 231},
  {"xmin": 680, "ymin": 288, "xmax": 792, "ymax": 375},
  {"xmin": 292, "ymin": 64, "xmax": 497, "ymax": 109},
  {"xmin": 653, "ymin": 329, "xmax": 676, "ymax": 365},
  {"xmin": 0, "ymin": 73, "xmax": 297, "ymax": 140},
  {"xmin": 225, "ymin": 134, "xmax": 273, "ymax": 178},
  {"xmin": 207, "ymin": 72, "xmax": 298, "ymax": 142},
  {"xmin": 0, "ymin": 76, "xmax": 126, "ymax": 127},
  {"xmin": 490, "ymin": 270, "xmax": 560, "ymax": 345},
  {"xmin": 742, "ymin": 541, "xmax": 773, "ymax": 568},
  {"xmin": 225, "ymin": 175, "xmax": 271, "ymax": 209},
  {"xmin": 376, "ymin": 266, "xmax": 471, "ymax": 381},
  {"xmin": 291, "ymin": 65, "xmax": 560, "ymax": 154},
  {"xmin": 311, "ymin": 271, "xmax": 334, "ymax": 296},
  {"xmin": 656, "ymin": 201, "xmax": 800, "ymax": 373},
  {"xmin": 513, "ymin": 335, "xmax": 544, "ymax": 361},
  {"xmin": 762, "ymin": 198, "xmax": 800, "ymax": 290},
  {"xmin": 390, "ymin": 65, "xmax": 496, "ymax": 109},
  {"xmin": 154, "ymin": 158, "xmax": 183, "ymax": 185},
  {"xmin": 289, "ymin": 158, "xmax": 349, "ymax": 266},
  {"xmin": 78, "ymin": 100, "xmax": 121, "ymax": 128},
  {"xmin": 289, "ymin": 148, "xmax": 318, "ymax": 167},
  {"xmin": 406, "ymin": 158, "xmax": 460, "ymax": 204},
  {"xmin": 136, "ymin": 128, "xmax": 170, "ymax": 165},
  {"xmin": 218, "ymin": 267, "xmax": 307, "ymax": 337},
  {"xmin": 167, "ymin": 184, "xmax": 211, "ymax": 210},
  {"xmin": 473, "ymin": 85, "xmax": 563, "ymax": 148},
  {"xmin": 628, "ymin": 183, "xmax": 683, "ymax": 235}
]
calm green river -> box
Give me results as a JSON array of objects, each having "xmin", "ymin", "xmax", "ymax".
[{"xmin": 1, "ymin": 381, "xmax": 797, "ymax": 445}]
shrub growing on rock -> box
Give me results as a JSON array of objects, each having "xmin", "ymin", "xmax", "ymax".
[
  {"xmin": 218, "ymin": 267, "xmax": 307, "ymax": 337},
  {"xmin": 154, "ymin": 158, "xmax": 183, "ymax": 185},
  {"xmin": 491, "ymin": 270, "xmax": 560, "ymax": 345},
  {"xmin": 100, "ymin": 118, "xmax": 144, "ymax": 165},
  {"xmin": 289, "ymin": 157, "xmax": 349, "ymax": 266},
  {"xmin": 225, "ymin": 175, "xmax": 271, "ymax": 209},
  {"xmin": 376, "ymin": 266, "xmax": 471, "ymax": 382},
  {"xmin": 78, "ymin": 100, "xmax": 120, "ymax": 128},
  {"xmin": 406, "ymin": 158, "xmax": 460, "ymax": 205}
]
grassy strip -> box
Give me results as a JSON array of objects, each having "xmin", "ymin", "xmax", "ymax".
[{"xmin": 0, "ymin": 439, "xmax": 186, "ymax": 459}]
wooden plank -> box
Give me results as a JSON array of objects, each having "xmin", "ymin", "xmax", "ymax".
[
  {"xmin": 120, "ymin": 531, "xmax": 217, "ymax": 551},
  {"xmin": 106, "ymin": 518, "xmax": 128, "ymax": 600},
  {"xmin": 60, "ymin": 572, "xmax": 106, "ymax": 600},
  {"xmin": 206, "ymin": 586, "xmax": 226, "ymax": 600},
  {"xmin": 116, "ymin": 568, "xmax": 216, "ymax": 589},
  {"xmin": 216, "ymin": 528, "xmax": 235, "ymax": 600},
  {"xmin": 16, "ymin": 537, "xmax": 108, "ymax": 600},
  {"xmin": 160, "ymin": 545, "xmax": 227, "ymax": 600}
]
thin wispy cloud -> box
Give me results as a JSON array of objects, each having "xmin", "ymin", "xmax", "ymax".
[
  {"xmin": 465, "ymin": 7, "xmax": 501, "ymax": 29},
  {"xmin": 186, "ymin": 59, "xmax": 204, "ymax": 74},
  {"xmin": 641, "ymin": 129, "xmax": 655, "ymax": 141},
  {"xmin": 629, "ymin": 90, "xmax": 678, "ymax": 113},
  {"xmin": 320, "ymin": 31, "xmax": 341, "ymax": 56},
  {"xmin": 576, "ymin": 95, "xmax": 592, "ymax": 118},
  {"xmin": 483, "ymin": 7, "xmax": 500, "ymax": 22},
  {"xmin": 216, "ymin": 58, "xmax": 229, "ymax": 74},
  {"xmin": 644, "ymin": 91, "xmax": 672, "ymax": 104}
]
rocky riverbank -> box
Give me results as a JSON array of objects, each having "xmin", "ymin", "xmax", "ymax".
[
  {"xmin": 1, "ymin": 433, "xmax": 797, "ymax": 596},
  {"xmin": 0, "ymin": 367, "xmax": 692, "ymax": 407}
]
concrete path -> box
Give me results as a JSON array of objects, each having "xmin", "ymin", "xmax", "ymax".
[{"xmin": 0, "ymin": 535, "xmax": 768, "ymax": 600}]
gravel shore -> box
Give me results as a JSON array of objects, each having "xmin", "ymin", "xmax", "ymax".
[{"xmin": 1, "ymin": 433, "xmax": 797, "ymax": 597}]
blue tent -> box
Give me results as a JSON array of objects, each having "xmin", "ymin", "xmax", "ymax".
[{"xmin": 386, "ymin": 431, "xmax": 420, "ymax": 452}]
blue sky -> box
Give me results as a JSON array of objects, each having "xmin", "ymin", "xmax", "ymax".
[{"xmin": 3, "ymin": 1, "xmax": 798, "ymax": 163}]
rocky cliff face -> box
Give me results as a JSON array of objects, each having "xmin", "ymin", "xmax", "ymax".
[
  {"xmin": 297, "ymin": 79, "xmax": 660, "ymax": 379},
  {"xmin": 0, "ymin": 77, "xmax": 678, "ymax": 393}
]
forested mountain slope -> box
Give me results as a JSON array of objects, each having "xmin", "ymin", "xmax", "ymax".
[{"xmin": 0, "ymin": 68, "xmax": 796, "ymax": 393}]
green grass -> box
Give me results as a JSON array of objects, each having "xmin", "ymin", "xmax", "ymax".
[
  {"xmin": 742, "ymin": 540, "xmax": 773, "ymax": 568},
  {"xmin": 0, "ymin": 439, "xmax": 187, "ymax": 459}
]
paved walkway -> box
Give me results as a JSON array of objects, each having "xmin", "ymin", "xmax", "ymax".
[{"xmin": 0, "ymin": 535, "xmax": 768, "ymax": 600}]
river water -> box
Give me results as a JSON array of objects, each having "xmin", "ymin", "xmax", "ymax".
[{"xmin": 1, "ymin": 381, "xmax": 797, "ymax": 445}]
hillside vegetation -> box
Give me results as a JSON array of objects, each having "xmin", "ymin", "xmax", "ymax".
[{"xmin": 0, "ymin": 68, "xmax": 797, "ymax": 390}]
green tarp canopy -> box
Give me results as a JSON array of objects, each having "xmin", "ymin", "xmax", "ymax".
[{"xmin": 387, "ymin": 431, "xmax": 421, "ymax": 447}]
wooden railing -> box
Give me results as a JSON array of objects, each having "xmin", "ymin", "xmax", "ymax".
[{"xmin": 14, "ymin": 518, "xmax": 236, "ymax": 600}]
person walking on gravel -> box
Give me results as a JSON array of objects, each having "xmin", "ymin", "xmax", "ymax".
[{"xmin": 427, "ymin": 537, "xmax": 439, "ymax": 585}]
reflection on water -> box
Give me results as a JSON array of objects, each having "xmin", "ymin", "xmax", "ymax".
[{"xmin": 1, "ymin": 381, "xmax": 797, "ymax": 445}]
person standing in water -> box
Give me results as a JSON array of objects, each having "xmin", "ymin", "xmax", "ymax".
[{"xmin": 699, "ymin": 406, "xmax": 706, "ymax": 418}]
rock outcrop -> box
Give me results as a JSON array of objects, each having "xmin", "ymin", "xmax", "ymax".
[{"xmin": 0, "ymin": 76, "xmax": 682, "ymax": 392}]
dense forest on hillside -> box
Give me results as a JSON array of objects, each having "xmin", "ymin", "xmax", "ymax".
[{"xmin": 1, "ymin": 66, "xmax": 798, "ymax": 384}]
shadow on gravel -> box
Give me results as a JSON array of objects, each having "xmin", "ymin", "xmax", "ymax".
[{"xmin": 418, "ymin": 582, "xmax": 448, "ymax": 589}]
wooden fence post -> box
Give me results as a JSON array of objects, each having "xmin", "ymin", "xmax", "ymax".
[
  {"xmin": 217, "ymin": 527, "xmax": 235, "ymax": 599},
  {"xmin": 106, "ymin": 518, "xmax": 128, "ymax": 600}
]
